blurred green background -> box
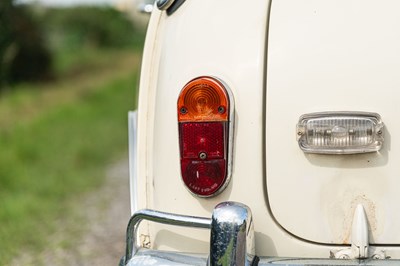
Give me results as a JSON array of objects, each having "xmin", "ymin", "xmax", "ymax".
[{"xmin": 0, "ymin": 0, "xmax": 147, "ymax": 264}]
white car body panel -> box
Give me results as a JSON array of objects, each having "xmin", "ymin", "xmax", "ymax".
[
  {"xmin": 267, "ymin": 0, "xmax": 400, "ymax": 245},
  {"xmin": 130, "ymin": 0, "xmax": 400, "ymax": 259}
]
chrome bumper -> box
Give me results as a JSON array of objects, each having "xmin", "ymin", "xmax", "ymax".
[{"xmin": 120, "ymin": 202, "xmax": 400, "ymax": 266}]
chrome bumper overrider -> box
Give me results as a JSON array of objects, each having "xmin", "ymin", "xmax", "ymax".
[{"xmin": 120, "ymin": 202, "xmax": 400, "ymax": 266}]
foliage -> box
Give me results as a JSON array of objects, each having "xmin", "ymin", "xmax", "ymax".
[
  {"xmin": 42, "ymin": 6, "xmax": 143, "ymax": 51},
  {"xmin": 0, "ymin": 3, "xmax": 144, "ymax": 87},
  {"xmin": 0, "ymin": 0, "xmax": 53, "ymax": 86}
]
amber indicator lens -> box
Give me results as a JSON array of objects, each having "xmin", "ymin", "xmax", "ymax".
[
  {"xmin": 178, "ymin": 77, "xmax": 229, "ymax": 122},
  {"xmin": 177, "ymin": 77, "xmax": 231, "ymax": 197}
]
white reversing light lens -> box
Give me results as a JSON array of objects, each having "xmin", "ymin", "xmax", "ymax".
[{"xmin": 297, "ymin": 112, "xmax": 384, "ymax": 154}]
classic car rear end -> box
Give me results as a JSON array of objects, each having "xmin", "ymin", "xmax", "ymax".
[{"xmin": 121, "ymin": 0, "xmax": 400, "ymax": 265}]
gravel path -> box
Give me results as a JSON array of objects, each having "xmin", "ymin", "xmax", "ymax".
[{"xmin": 13, "ymin": 159, "xmax": 131, "ymax": 266}]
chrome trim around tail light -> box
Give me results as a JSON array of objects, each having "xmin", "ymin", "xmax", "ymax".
[{"xmin": 177, "ymin": 76, "xmax": 235, "ymax": 198}]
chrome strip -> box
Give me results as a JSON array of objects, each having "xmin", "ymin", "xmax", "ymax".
[
  {"xmin": 128, "ymin": 111, "xmax": 138, "ymax": 214},
  {"xmin": 123, "ymin": 209, "xmax": 211, "ymax": 264}
]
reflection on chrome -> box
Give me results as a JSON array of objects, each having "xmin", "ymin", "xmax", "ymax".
[
  {"xmin": 210, "ymin": 202, "xmax": 255, "ymax": 266},
  {"xmin": 121, "ymin": 202, "xmax": 255, "ymax": 266}
]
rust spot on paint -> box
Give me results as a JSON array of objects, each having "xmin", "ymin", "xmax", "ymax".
[
  {"xmin": 340, "ymin": 195, "xmax": 377, "ymax": 244},
  {"xmin": 341, "ymin": 234, "xmax": 350, "ymax": 245}
]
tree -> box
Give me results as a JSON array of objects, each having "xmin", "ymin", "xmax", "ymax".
[
  {"xmin": 0, "ymin": 0, "xmax": 14, "ymax": 87},
  {"xmin": 0, "ymin": 0, "xmax": 52, "ymax": 89}
]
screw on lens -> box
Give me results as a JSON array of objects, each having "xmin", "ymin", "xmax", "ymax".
[
  {"xmin": 199, "ymin": 152, "xmax": 207, "ymax": 160},
  {"xmin": 180, "ymin": 107, "xmax": 188, "ymax": 114}
]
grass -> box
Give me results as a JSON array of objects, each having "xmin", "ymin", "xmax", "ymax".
[
  {"xmin": 0, "ymin": 48, "xmax": 141, "ymax": 264},
  {"xmin": 53, "ymin": 47, "xmax": 142, "ymax": 78}
]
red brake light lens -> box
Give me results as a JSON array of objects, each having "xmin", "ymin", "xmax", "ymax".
[
  {"xmin": 179, "ymin": 122, "xmax": 225, "ymax": 159},
  {"xmin": 177, "ymin": 77, "xmax": 233, "ymax": 197},
  {"xmin": 180, "ymin": 159, "xmax": 226, "ymax": 196}
]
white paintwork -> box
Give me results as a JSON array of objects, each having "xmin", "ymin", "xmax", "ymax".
[
  {"xmin": 132, "ymin": 0, "xmax": 400, "ymax": 259},
  {"xmin": 267, "ymin": 0, "xmax": 400, "ymax": 246},
  {"xmin": 132, "ymin": 6, "xmax": 163, "ymax": 242},
  {"xmin": 136, "ymin": 0, "xmax": 272, "ymax": 255}
]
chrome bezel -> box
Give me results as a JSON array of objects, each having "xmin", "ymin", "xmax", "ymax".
[
  {"xmin": 177, "ymin": 76, "xmax": 235, "ymax": 198},
  {"xmin": 296, "ymin": 111, "xmax": 384, "ymax": 154}
]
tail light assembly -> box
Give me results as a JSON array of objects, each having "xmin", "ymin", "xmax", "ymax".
[{"xmin": 177, "ymin": 77, "xmax": 234, "ymax": 197}]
